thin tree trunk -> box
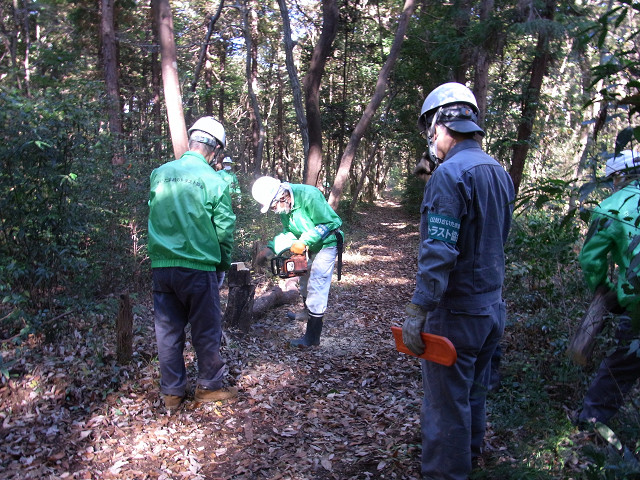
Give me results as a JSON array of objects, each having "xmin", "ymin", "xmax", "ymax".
[
  {"xmin": 328, "ymin": 0, "xmax": 417, "ymax": 209},
  {"xmin": 101, "ymin": 0, "xmax": 124, "ymax": 165},
  {"xmin": 277, "ymin": 0, "xmax": 309, "ymax": 164},
  {"xmin": 509, "ymin": 0, "xmax": 556, "ymax": 197},
  {"xmin": 153, "ymin": 0, "xmax": 188, "ymax": 160},
  {"xmin": 303, "ymin": 0, "xmax": 339, "ymax": 187},
  {"xmin": 185, "ymin": 0, "xmax": 224, "ymax": 126},
  {"xmin": 472, "ymin": 0, "xmax": 494, "ymax": 128},
  {"xmin": 244, "ymin": 0, "xmax": 265, "ymax": 175}
]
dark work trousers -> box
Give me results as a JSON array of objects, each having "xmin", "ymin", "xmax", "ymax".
[
  {"xmin": 420, "ymin": 301, "xmax": 505, "ymax": 480},
  {"xmin": 579, "ymin": 314, "xmax": 640, "ymax": 424},
  {"xmin": 152, "ymin": 267, "xmax": 225, "ymax": 397}
]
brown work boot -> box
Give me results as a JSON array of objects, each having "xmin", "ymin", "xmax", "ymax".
[
  {"xmin": 194, "ymin": 386, "xmax": 238, "ymax": 403},
  {"xmin": 163, "ymin": 394, "xmax": 183, "ymax": 411}
]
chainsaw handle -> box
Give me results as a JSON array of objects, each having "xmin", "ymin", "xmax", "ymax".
[{"xmin": 270, "ymin": 256, "xmax": 283, "ymax": 277}]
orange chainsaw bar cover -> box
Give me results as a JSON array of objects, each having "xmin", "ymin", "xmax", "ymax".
[{"xmin": 391, "ymin": 326, "xmax": 457, "ymax": 366}]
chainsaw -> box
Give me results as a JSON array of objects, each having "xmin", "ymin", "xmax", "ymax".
[{"xmin": 270, "ymin": 250, "xmax": 308, "ymax": 278}]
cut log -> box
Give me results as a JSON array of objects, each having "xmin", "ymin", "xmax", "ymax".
[
  {"xmin": 223, "ymin": 262, "xmax": 256, "ymax": 333},
  {"xmin": 252, "ymin": 277, "xmax": 300, "ymax": 318},
  {"xmin": 567, "ymin": 287, "xmax": 620, "ymax": 366}
]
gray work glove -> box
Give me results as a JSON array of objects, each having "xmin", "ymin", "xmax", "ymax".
[{"xmin": 403, "ymin": 303, "xmax": 428, "ymax": 356}]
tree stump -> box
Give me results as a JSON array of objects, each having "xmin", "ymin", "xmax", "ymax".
[
  {"xmin": 117, "ymin": 293, "xmax": 133, "ymax": 364},
  {"xmin": 223, "ymin": 262, "xmax": 256, "ymax": 333},
  {"xmin": 567, "ymin": 287, "xmax": 620, "ymax": 366}
]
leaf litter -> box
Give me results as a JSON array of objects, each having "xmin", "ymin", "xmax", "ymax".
[{"xmin": 1, "ymin": 201, "xmax": 445, "ymax": 479}]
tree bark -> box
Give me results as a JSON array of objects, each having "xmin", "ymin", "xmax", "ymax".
[
  {"xmin": 223, "ymin": 263, "xmax": 255, "ymax": 333},
  {"xmin": 116, "ymin": 293, "xmax": 133, "ymax": 364},
  {"xmin": 328, "ymin": 0, "xmax": 417, "ymax": 209},
  {"xmin": 303, "ymin": 0, "xmax": 339, "ymax": 187},
  {"xmin": 185, "ymin": 0, "xmax": 224, "ymax": 126},
  {"xmin": 100, "ymin": 0, "xmax": 124, "ymax": 165},
  {"xmin": 567, "ymin": 287, "xmax": 620, "ymax": 367},
  {"xmin": 244, "ymin": 0, "xmax": 265, "ymax": 175},
  {"xmin": 471, "ymin": 0, "xmax": 495, "ymax": 128},
  {"xmin": 252, "ymin": 277, "xmax": 300, "ymax": 318},
  {"xmin": 277, "ymin": 0, "xmax": 309, "ymax": 164},
  {"xmin": 509, "ymin": 0, "xmax": 556, "ymax": 197},
  {"xmin": 153, "ymin": 0, "xmax": 188, "ymax": 160}
]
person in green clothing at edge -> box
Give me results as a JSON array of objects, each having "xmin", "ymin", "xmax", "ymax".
[
  {"xmin": 251, "ymin": 176, "xmax": 343, "ymax": 348},
  {"xmin": 219, "ymin": 156, "xmax": 241, "ymax": 197},
  {"xmin": 576, "ymin": 149, "xmax": 640, "ymax": 428},
  {"xmin": 148, "ymin": 116, "xmax": 237, "ymax": 412}
]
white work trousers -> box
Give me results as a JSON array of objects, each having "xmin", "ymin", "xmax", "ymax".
[{"xmin": 299, "ymin": 246, "xmax": 337, "ymax": 316}]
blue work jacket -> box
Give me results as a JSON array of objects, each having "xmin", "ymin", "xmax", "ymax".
[{"xmin": 412, "ymin": 139, "xmax": 515, "ymax": 311}]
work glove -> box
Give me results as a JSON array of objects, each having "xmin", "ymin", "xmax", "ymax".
[
  {"xmin": 403, "ymin": 303, "xmax": 428, "ymax": 356},
  {"xmin": 255, "ymin": 247, "xmax": 275, "ymax": 267},
  {"xmin": 290, "ymin": 240, "xmax": 306, "ymax": 255}
]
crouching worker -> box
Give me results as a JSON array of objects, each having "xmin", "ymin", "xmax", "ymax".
[{"xmin": 251, "ymin": 176, "xmax": 343, "ymax": 348}]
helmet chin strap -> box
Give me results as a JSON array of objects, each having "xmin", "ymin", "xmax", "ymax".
[{"xmin": 426, "ymin": 107, "xmax": 443, "ymax": 168}]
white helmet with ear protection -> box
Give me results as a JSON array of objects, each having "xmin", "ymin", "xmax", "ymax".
[{"xmin": 188, "ymin": 116, "xmax": 226, "ymax": 148}]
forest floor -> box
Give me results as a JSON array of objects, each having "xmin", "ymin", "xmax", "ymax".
[{"xmin": 0, "ymin": 199, "xmax": 594, "ymax": 479}]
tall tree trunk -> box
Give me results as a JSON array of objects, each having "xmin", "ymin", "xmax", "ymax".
[
  {"xmin": 150, "ymin": 8, "xmax": 163, "ymax": 157},
  {"xmin": 328, "ymin": 0, "xmax": 417, "ymax": 209},
  {"xmin": 509, "ymin": 0, "xmax": 556, "ymax": 197},
  {"xmin": 100, "ymin": 0, "xmax": 124, "ymax": 165},
  {"xmin": 185, "ymin": 0, "xmax": 224, "ymax": 126},
  {"xmin": 153, "ymin": 0, "xmax": 188, "ymax": 160},
  {"xmin": 452, "ymin": 0, "xmax": 472, "ymax": 83},
  {"xmin": 472, "ymin": 0, "xmax": 495, "ymax": 128},
  {"xmin": 277, "ymin": 0, "xmax": 309, "ymax": 164},
  {"xmin": 243, "ymin": 0, "xmax": 265, "ymax": 175},
  {"xmin": 303, "ymin": 0, "xmax": 339, "ymax": 187}
]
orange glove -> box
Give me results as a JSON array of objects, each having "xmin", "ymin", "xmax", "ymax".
[{"xmin": 290, "ymin": 240, "xmax": 306, "ymax": 255}]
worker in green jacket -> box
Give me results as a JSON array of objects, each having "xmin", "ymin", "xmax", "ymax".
[
  {"xmin": 148, "ymin": 116, "xmax": 237, "ymax": 411},
  {"xmin": 218, "ymin": 157, "xmax": 241, "ymax": 196},
  {"xmin": 577, "ymin": 149, "xmax": 640, "ymax": 426},
  {"xmin": 251, "ymin": 176, "xmax": 343, "ymax": 348}
]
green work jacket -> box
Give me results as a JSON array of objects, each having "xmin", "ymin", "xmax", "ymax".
[
  {"xmin": 579, "ymin": 182, "xmax": 640, "ymax": 312},
  {"xmin": 148, "ymin": 151, "xmax": 236, "ymax": 271},
  {"xmin": 270, "ymin": 183, "xmax": 342, "ymax": 255},
  {"xmin": 218, "ymin": 169, "xmax": 240, "ymax": 195}
]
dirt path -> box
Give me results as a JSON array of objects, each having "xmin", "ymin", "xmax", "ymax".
[{"xmin": 1, "ymin": 200, "xmax": 426, "ymax": 480}]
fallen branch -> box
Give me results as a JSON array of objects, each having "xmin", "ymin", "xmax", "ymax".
[
  {"xmin": 1, "ymin": 310, "xmax": 75, "ymax": 344},
  {"xmin": 567, "ymin": 287, "xmax": 620, "ymax": 366}
]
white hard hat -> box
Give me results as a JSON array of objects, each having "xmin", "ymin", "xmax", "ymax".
[
  {"xmin": 222, "ymin": 157, "xmax": 233, "ymax": 164},
  {"xmin": 605, "ymin": 150, "xmax": 640, "ymax": 177},
  {"xmin": 418, "ymin": 82, "xmax": 484, "ymax": 136},
  {"xmin": 188, "ymin": 116, "xmax": 226, "ymax": 148},
  {"xmin": 252, "ymin": 176, "xmax": 282, "ymax": 213}
]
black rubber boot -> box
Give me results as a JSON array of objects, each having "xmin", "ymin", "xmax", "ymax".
[{"xmin": 290, "ymin": 314, "xmax": 323, "ymax": 347}]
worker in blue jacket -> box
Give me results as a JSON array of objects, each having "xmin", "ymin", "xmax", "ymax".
[{"xmin": 402, "ymin": 83, "xmax": 514, "ymax": 479}]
